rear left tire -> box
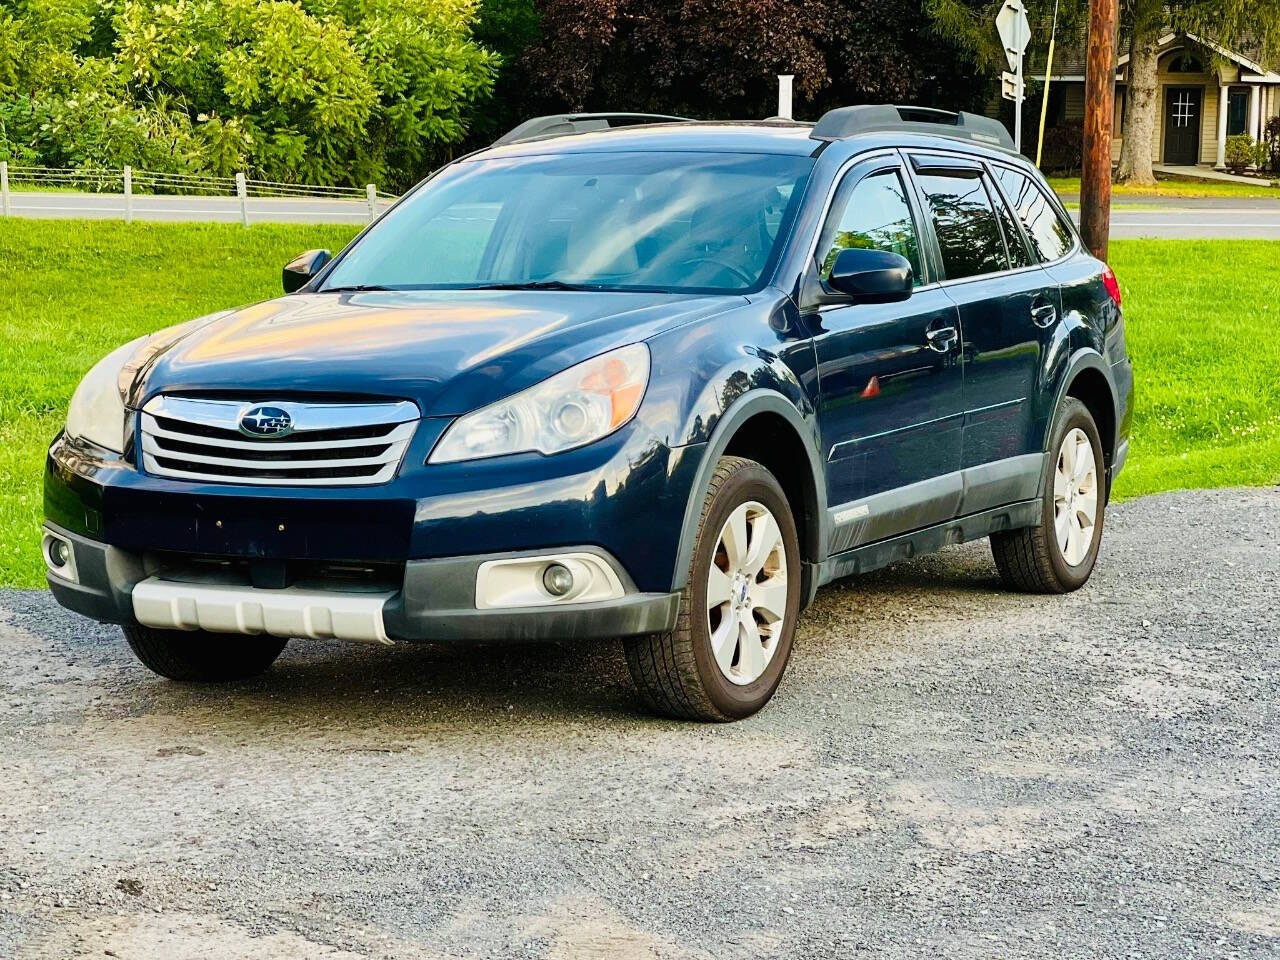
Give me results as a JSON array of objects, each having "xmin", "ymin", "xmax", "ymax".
[
  {"xmin": 122, "ymin": 624, "xmax": 287, "ymax": 682},
  {"xmin": 991, "ymin": 397, "xmax": 1106, "ymax": 593}
]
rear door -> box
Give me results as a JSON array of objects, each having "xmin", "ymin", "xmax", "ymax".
[
  {"xmin": 990, "ymin": 162, "xmax": 1097, "ymax": 453},
  {"xmin": 907, "ymin": 153, "xmax": 1057, "ymax": 514},
  {"xmin": 803, "ymin": 154, "xmax": 965, "ymax": 550}
]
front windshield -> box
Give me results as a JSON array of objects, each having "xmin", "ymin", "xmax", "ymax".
[{"xmin": 321, "ymin": 151, "xmax": 814, "ymax": 294}]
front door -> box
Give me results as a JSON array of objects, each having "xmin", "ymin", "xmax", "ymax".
[
  {"xmin": 803, "ymin": 157, "xmax": 965, "ymax": 551},
  {"xmin": 1164, "ymin": 86, "xmax": 1202, "ymax": 165}
]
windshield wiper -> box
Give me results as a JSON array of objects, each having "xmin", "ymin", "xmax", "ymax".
[
  {"xmin": 320, "ymin": 284, "xmax": 395, "ymax": 293},
  {"xmin": 466, "ymin": 280, "xmax": 602, "ymax": 291}
]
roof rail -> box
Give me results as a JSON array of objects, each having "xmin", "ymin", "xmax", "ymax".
[
  {"xmin": 809, "ymin": 105, "xmax": 1015, "ymax": 151},
  {"xmin": 493, "ymin": 113, "xmax": 693, "ymax": 146}
]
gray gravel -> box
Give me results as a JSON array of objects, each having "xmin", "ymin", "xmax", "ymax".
[{"xmin": 2, "ymin": 487, "xmax": 1277, "ymax": 959}]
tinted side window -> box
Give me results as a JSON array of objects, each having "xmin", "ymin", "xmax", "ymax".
[
  {"xmin": 916, "ymin": 171, "xmax": 1009, "ymax": 280},
  {"xmin": 988, "ymin": 176, "xmax": 1032, "ymax": 268},
  {"xmin": 994, "ymin": 167, "xmax": 1074, "ymax": 262},
  {"xmin": 819, "ymin": 171, "xmax": 923, "ymax": 285}
]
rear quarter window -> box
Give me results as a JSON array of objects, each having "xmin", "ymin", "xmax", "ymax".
[{"xmin": 993, "ymin": 167, "xmax": 1075, "ymax": 262}]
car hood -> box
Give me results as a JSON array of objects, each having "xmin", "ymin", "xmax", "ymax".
[{"xmin": 132, "ymin": 290, "xmax": 746, "ymax": 416}]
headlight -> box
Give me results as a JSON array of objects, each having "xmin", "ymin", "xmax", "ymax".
[
  {"xmin": 64, "ymin": 337, "xmax": 148, "ymax": 454},
  {"xmin": 430, "ymin": 343, "xmax": 650, "ymax": 463}
]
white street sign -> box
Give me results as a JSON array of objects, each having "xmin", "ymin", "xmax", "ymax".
[
  {"xmin": 996, "ymin": 0, "xmax": 1031, "ymax": 72},
  {"xmin": 1001, "ymin": 71, "xmax": 1024, "ymax": 101},
  {"xmin": 995, "ymin": 0, "xmax": 1031, "ymax": 151}
]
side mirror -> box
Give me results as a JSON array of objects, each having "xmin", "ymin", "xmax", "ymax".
[
  {"xmin": 282, "ymin": 249, "xmax": 331, "ymax": 293},
  {"xmin": 826, "ymin": 248, "xmax": 913, "ymax": 304}
]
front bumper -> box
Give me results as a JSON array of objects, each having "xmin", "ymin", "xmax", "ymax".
[
  {"xmin": 44, "ymin": 522, "xmax": 680, "ymax": 643},
  {"xmin": 44, "ymin": 420, "xmax": 699, "ymax": 642}
]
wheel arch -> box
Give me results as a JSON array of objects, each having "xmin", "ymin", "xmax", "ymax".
[
  {"xmin": 671, "ymin": 391, "xmax": 826, "ymax": 601},
  {"xmin": 1053, "ymin": 349, "xmax": 1121, "ymax": 494}
]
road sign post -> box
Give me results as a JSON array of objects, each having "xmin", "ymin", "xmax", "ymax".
[{"xmin": 996, "ymin": 0, "xmax": 1032, "ymax": 153}]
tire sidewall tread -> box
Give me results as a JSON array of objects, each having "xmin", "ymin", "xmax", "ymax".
[
  {"xmin": 991, "ymin": 397, "xmax": 1106, "ymax": 594},
  {"xmin": 625, "ymin": 456, "xmax": 801, "ymax": 721}
]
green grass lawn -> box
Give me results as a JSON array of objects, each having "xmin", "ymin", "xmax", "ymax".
[
  {"xmin": 1047, "ymin": 174, "xmax": 1280, "ymax": 199},
  {"xmin": 0, "ymin": 220, "xmax": 360, "ymax": 587},
  {"xmin": 1105, "ymin": 238, "xmax": 1280, "ymax": 498},
  {"xmin": 0, "ymin": 220, "xmax": 1276, "ymax": 587}
]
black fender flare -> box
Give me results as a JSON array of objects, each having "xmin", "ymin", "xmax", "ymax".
[
  {"xmin": 1043, "ymin": 347, "xmax": 1121, "ymax": 491},
  {"xmin": 669, "ymin": 390, "xmax": 827, "ymax": 595},
  {"xmin": 1051, "ymin": 348, "xmax": 1120, "ymax": 450}
]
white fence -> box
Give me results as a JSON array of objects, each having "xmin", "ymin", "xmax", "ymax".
[{"xmin": 0, "ymin": 162, "xmax": 393, "ymax": 224}]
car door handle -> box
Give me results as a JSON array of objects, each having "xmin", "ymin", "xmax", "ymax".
[
  {"xmin": 1031, "ymin": 302, "xmax": 1058, "ymax": 328},
  {"xmin": 925, "ymin": 324, "xmax": 958, "ymax": 353}
]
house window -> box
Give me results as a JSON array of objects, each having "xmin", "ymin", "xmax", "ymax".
[
  {"xmin": 1167, "ymin": 53, "xmax": 1204, "ymax": 73},
  {"xmin": 1172, "ymin": 90, "xmax": 1195, "ymax": 128},
  {"xmin": 1227, "ymin": 88, "xmax": 1250, "ymax": 136}
]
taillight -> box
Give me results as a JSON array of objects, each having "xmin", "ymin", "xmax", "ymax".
[{"xmin": 1101, "ymin": 265, "xmax": 1122, "ymax": 307}]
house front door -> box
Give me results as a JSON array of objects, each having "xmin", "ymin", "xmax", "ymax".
[{"xmin": 1164, "ymin": 86, "xmax": 1202, "ymax": 165}]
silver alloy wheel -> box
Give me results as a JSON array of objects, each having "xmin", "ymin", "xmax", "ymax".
[
  {"xmin": 1054, "ymin": 427, "xmax": 1099, "ymax": 567},
  {"xmin": 705, "ymin": 500, "xmax": 789, "ymax": 686}
]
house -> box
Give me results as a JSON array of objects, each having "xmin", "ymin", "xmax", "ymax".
[{"xmin": 1040, "ymin": 31, "xmax": 1279, "ymax": 168}]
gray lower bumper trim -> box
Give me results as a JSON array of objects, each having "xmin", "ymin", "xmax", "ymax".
[{"xmin": 132, "ymin": 577, "xmax": 396, "ymax": 644}]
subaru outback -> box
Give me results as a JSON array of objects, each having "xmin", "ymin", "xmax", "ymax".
[{"xmin": 43, "ymin": 105, "xmax": 1133, "ymax": 720}]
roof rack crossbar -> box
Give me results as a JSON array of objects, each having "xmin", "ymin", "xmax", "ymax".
[
  {"xmin": 809, "ymin": 105, "xmax": 1015, "ymax": 151},
  {"xmin": 493, "ymin": 113, "xmax": 693, "ymax": 146}
]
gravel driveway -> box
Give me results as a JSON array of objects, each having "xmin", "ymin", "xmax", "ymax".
[{"xmin": 2, "ymin": 488, "xmax": 1277, "ymax": 959}]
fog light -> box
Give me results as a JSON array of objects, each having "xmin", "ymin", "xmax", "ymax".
[
  {"xmin": 48, "ymin": 539, "xmax": 69, "ymax": 568},
  {"xmin": 542, "ymin": 562, "xmax": 575, "ymax": 597},
  {"xmin": 42, "ymin": 531, "xmax": 78, "ymax": 583}
]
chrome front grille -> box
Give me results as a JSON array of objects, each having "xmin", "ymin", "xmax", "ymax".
[{"xmin": 140, "ymin": 395, "xmax": 419, "ymax": 486}]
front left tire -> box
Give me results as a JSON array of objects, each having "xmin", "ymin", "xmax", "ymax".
[{"xmin": 624, "ymin": 455, "xmax": 802, "ymax": 721}]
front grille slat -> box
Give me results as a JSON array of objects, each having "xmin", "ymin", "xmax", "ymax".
[
  {"xmin": 140, "ymin": 396, "xmax": 419, "ymax": 487},
  {"xmin": 148, "ymin": 413, "xmax": 402, "ymax": 445},
  {"xmin": 148, "ymin": 434, "xmax": 394, "ymax": 463}
]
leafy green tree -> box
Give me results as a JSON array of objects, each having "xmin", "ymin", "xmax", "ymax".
[
  {"xmin": 0, "ymin": 0, "xmax": 497, "ymax": 189},
  {"xmin": 514, "ymin": 0, "xmax": 1003, "ymax": 122},
  {"xmin": 467, "ymin": 0, "xmax": 540, "ymax": 144}
]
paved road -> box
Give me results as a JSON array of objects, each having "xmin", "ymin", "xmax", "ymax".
[
  {"xmin": 1058, "ymin": 194, "xmax": 1280, "ymax": 209},
  {"xmin": 2, "ymin": 487, "xmax": 1278, "ymax": 958},
  {"xmin": 1055, "ymin": 193, "xmax": 1280, "ymax": 238},
  {"xmin": 1104, "ymin": 209, "xmax": 1280, "ymax": 238},
  {"xmin": 7, "ymin": 190, "xmax": 1280, "ymax": 237},
  {"xmin": 4, "ymin": 191, "xmax": 394, "ymax": 224}
]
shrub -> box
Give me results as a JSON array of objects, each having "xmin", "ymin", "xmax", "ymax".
[
  {"xmin": 1040, "ymin": 122, "xmax": 1083, "ymax": 175},
  {"xmin": 1224, "ymin": 134, "xmax": 1267, "ymax": 175}
]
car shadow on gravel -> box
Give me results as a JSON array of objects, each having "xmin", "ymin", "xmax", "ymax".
[
  {"xmin": 6, "ymin": 540, "xmax": 1012, "ymax": 732},
  {"xmin": 129, "ymin": 636, "xmax": 652, "ymax": 726},
  {"xmin": 55, "ymin": 543, "xmax": 1012, "ymax": 730}
]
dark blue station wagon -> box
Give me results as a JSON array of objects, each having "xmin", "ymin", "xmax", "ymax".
[{"xmin": 44, "ymin": 106, "xmax": 1134, "ymax": 720}]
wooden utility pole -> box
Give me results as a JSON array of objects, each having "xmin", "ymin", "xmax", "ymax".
[{"xmin": 1079, "ymin": 0, "xmax": 1118, "ymax": 259}]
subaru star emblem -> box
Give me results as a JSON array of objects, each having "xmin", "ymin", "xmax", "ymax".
[{"xmin": 238, "ymin": 405, "xmax": 294, "ymax": 438}]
